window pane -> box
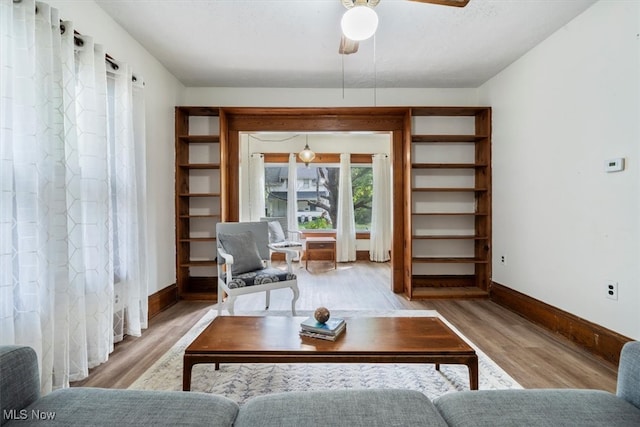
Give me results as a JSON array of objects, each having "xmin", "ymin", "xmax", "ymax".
[
  {"xmin": 352, "ymin": 166, "xmax": 372, "ymax": 231},
  {"xmin": 297, "ymin": 165, "xmax": 334, "ymax": 230},
  {"xmin": 265, "ymin": 165, "xmax": 288, "ymax": 218},
  {"xmin": 264, "ymin": 165, "xmax": 333, "ymax": 230},
  {"xmin": 264, "ymin": 164, "xmax": 372, "ymax": 232}
]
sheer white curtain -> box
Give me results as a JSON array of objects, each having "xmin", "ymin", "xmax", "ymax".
[
  {"xmin": 0, "ymin": 1, "xmax": 72, "ymax": 392},
  {"xmin": 287, "ymin": 153, "xmax": 298, "ymax": 233},
  {"xmin": 128, "ymin": 75, "xmax": 148, "ymax": 336},
  {"xmin": 0, "ymin": 0, "xmax": 147, "ymax": 393},
  {"xmin": 249, "ymin": 153, "xmax": 265, "ymax": 220},
  {"xmin": 108, "ymin": 59, "xmax": 148, "ymax": 340},
  {"xmin": 336, "ymin": 153, "xmax": 356, "ymax": 262},
  {"xmin": 75, "ymin": 33, "xmax": 115, "ymax": 373},
  {"xmin": 369, "ymin": 154, "xmax": 391, "ymax": 262}
]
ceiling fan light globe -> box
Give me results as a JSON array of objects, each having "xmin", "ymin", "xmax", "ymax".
[{"xmin": 341, "ymin": 6, "xmax": 378, "ymax": 41}]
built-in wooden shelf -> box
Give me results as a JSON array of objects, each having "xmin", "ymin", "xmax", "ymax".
[
  {"xmin": 412, "ymin": 135, "xmax": 488, "ymax": 143},
  {"xmin": 412, "ymin": 235, "xmax": 489, "ymax": 240},
  {"xmin": 178, "ymin": 192, "xmax": 221, "ymax": 197},
  {"xmin": 412, "ymin": 212, "xmax": 488, "ymax": 216},
  {"xmin": 411, "ymin": 286, "xmax": 489, "ymax": 299},
  {"xmin": 178, "ymin": 163, "xmax": 220, "ymax": 170},
  {"xmin": 179, "ymin": 237, "xmax": 216, "ymax": 242},
  {"xmin": 412, "ymin": 257, "xmax": 489, "ymax": 264},
  {"xmin": 411, "ymin": 187, "xmax": 488, "ymax": 192},
  {"xmin": 178, "ymin": 135, "xmax": 220, "ymax": 143},
  {"xmin": 179, "ymin": 260, "xmax": 217, "ymax": 267},
  {"xmin": 408, "ymin": 107, "xmax": 491, "ymax": 299},
  {"xmin": 175, "ymin": 106, "xmax": 222, "ymax": 301}
]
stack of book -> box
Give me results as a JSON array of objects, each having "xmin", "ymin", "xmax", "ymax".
[{"xmin": 299, "ymin": 317, "xmax": 346, "ymax": 341}]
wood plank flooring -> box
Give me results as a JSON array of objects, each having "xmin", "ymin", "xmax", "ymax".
[{"xmin": 72, "ymin": 261, "xmax": 618, "ymax": 392}]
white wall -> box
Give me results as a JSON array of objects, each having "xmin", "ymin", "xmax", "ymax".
[
  {"xmin": 479, "ymin": 0, "xmax": 640, "ymax": 339},
  {"xmin": 47, "ymin": 1, "xmax": 186, "ymax": 295}
]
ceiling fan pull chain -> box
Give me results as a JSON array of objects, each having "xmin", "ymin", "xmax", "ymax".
[
  {"xmin": 373, "ymin": 33, "xmax": 377, "ymax": 106},
  {"xmin": 342, "ymin": 52, "xmax": 345, "ymax": 99}
]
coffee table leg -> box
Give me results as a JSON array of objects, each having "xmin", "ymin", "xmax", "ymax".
[
  {"xmin": 215, "ymin": 362, "xmax": 220, "ymax": 370},
  {"xmin": 183, "ymin": 357, "xmax": 194, "ymax": 391},
  {"xmin": 468, "ymin": 356, "xmax": 479, "ymax": 390},
  {"xmin": 433, "ymin": 360, "xmax": 477, "ymax": 390}
]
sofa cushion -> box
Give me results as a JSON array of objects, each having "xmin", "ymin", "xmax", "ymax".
[
  {"xmin": 434, "ymin": 389, "xmax": 640, "ymax": 427},
  {"xmin": 234, "ymin": 389, "xmax": 448, "ymax": 427},
  {"xmin": 1, "ymin": 346, "xmax": 40, "ymax": 426},
  {"xmin": 617, "ymin": 341, "xmax": 640, "ymax": 410},
  {"xmin": 8, "ymin": 388, "xmax": 239, "ymax": 427}
]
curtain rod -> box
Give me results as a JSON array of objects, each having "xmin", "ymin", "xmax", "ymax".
[
  {"xmin": 67, "ymin": 27, "xmax": 122, "ymax": 75},
  {"xmin": 20, "ymin": 0, "xmax": 141, "ymax": 84}
]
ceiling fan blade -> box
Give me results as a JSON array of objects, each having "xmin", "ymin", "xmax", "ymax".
[
  {"xmin": 408, "ymin": 0, "xmax": 470, "ymax": 7},
  {"xmin": 339, "ymin": 35, "xmax": 359, "ymax": 55}
]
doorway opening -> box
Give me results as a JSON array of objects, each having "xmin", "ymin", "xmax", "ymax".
[
  {"xmin": 220, "ymin": 107, "xmax": 409, "ymax": 294},
  {"xmin": 239, "ymin": 132, "xmax": 393, "ymax": 268}
]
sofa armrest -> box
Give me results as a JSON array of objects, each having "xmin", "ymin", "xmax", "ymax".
[
  {"xmin": 1, "ymin": 346, "xmax": 40, "ymax": 425},
  {"xmin": 617, "ymin": 341, "xmax": 640, "ymax": 410}
]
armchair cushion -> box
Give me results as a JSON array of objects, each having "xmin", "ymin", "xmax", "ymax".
[
  {"xmin": 222, "ymin": 267, "xmax": 296, "ymax": 289},
  {"xmin": 267, "ymin": 221, "xmax": 286, "ymax": 243},
  {"xmin": 218, "ymin": 231, "xmax": 264, "ymax": 275}
]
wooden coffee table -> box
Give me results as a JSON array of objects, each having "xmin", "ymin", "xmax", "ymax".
[{"xmin": 183, "ymin": 316, "xmax": 478, "ymax": 391}]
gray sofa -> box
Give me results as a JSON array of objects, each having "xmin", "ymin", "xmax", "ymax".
[{"xmin": 2, "ymin": 342, "xmax": 640, "ymax": 426}]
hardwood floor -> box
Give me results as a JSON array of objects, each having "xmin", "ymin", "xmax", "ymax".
[{"xmin": 72, "ymin": 261, "xmax": 618, "ymax": 392}]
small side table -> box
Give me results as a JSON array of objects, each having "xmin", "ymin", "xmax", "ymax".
[{"xmin": 305, "ymin": 237, "xmax": 336, "ymax": 271}]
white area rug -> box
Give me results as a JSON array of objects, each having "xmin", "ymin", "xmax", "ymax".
[{"xmin": 129, "ymin": 310, "xmax": 521, "ymax": 404}]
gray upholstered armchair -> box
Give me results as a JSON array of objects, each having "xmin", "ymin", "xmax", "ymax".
[{"xmin": 216, "ymin": 221, "xmax": 299, "ymax": 315}]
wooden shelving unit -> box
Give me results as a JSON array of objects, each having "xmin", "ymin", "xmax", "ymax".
[
  {"xmin": 173, "ymin": 105, "xmax": 489, "ymax": 301},
  {"xmin": 408, "ymin": 107, "xmax": 491, "ymax": 299},
  {"xmin": 175, "ymin": 107, "xmax": 223, "ymax": 300}
]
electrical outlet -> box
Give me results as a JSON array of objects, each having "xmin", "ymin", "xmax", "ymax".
[
  {"xmin": 605, "ymin": 281, "xmax": 618, "ymax": 300},
  {"xmin": 500, "ymin": 255, "xmax": 506, "ymax": 265}
]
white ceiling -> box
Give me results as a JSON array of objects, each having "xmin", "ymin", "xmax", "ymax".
[{"xmin": 95, "ymin": 0, "xmax": 596, "ymax": 88}]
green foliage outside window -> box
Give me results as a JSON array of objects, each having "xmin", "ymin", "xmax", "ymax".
[
  {"xmin": 352, "ymin": 167, "xmax": 373, "ymax": 230},
  {"xmin": 265, "ymin": 164, "xmax": 373, "ymax": 231}
]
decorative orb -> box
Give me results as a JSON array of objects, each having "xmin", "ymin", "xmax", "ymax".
[{"xmin": 314, "ymin": 307, "xmax": 331, "ymax": 324}]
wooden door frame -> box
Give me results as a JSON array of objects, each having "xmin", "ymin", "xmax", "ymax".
[{"xmin": 219, "ymin": 107, "xmax": 410, "ymax": 294}]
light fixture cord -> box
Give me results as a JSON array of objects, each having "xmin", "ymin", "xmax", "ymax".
[
  {"xmin": 373, "ymin": 33, "xmax": 377, "ymax": 106},
  {"xmin": 342, "ymin": 53, "xmax": 345, "ymax": 99}
]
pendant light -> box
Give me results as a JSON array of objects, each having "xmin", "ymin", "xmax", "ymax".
[{"xmin": 298, "ymin": 135, "xmax": 316, "ymax": 167}]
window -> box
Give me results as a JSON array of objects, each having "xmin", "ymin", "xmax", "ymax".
[
  {"xmin": 351, "ymin": 166, "xmax": 373, "ymax": 231},
  {"xmin": 264, "ymin": 163, "xmax": 372, "ymax": 231}
]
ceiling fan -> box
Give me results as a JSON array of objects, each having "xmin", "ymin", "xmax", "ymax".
[{"xmin": 339, "ymin": 0, "xmax": 470, "ymax": 55}]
